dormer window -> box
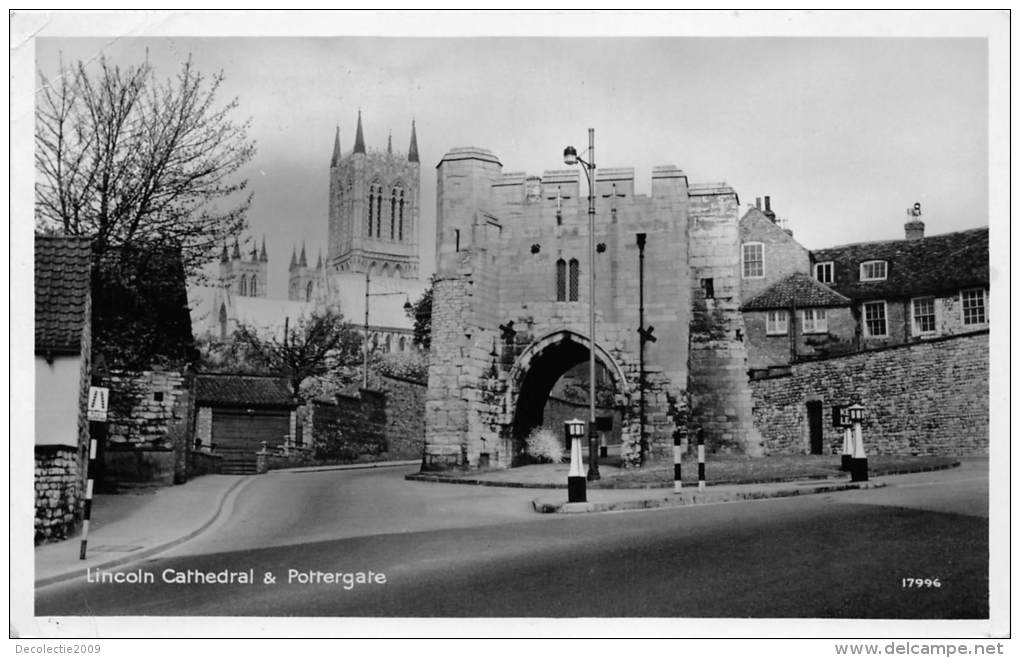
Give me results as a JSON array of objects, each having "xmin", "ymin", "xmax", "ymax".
[
  {"xmin": 860, "ymin": 260, "xmax": 887, "ymax": 282},
  {"xmin": 814, "ymin": 261, "xmax": 834, "ymax": 284}
]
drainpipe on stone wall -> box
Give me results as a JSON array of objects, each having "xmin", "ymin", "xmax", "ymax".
[
  {"xmin": 789, "ymin": 302, "xmax": 798, "ymax": 364},
  {"xmin": 636, "ymin": 233, "xmax": 647, "ymax": 462}
]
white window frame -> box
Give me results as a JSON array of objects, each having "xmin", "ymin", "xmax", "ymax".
[
  {"xmin": 960, "ymin": 288, "xmax": 987, "ymax": 326},
  {"xmin": 911, "ymin": 296, "xmax": 937, "ymax": 336},
  {"xmin": 814, "ymin": 261, "xmax": 834, "ymax": 284},
  {"xmin": 801, "ymin": 307, "xmax": 829, "ymax": 334},
  {"xmin": 765, "ymin": 309, "xmax": 788, "ymax": 335},
  {"xmin": 860, "ymin": 260, "xmax": 888, "ymax": 282},
  {"xmin": 742, "ymin": 242, "xmax": 764, "ymax": 279},
  {"xmin": 862, "ymin": 300, "xmax": 888, "ymax": 337}
]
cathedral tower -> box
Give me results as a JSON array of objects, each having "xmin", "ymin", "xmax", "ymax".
[
  {"xmin": 327, "ymin": 112, "xmax": 420, "ymax": 279},
  {"xmin": 219, "ymin": 236, "xmax": 268, "ymax": 297},
  {"xmin": 288, "ymin": 244, "xmax": 324, "ymax": 302}
]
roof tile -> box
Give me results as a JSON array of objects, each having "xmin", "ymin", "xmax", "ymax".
[
  {"xmin": 35, "ymin": 236, "xmax": 92, "ymax": 355},
  {"xmin": 195, "ymin": 374, "xmax": 295, "ymax": 408},
  {"xmin": 742, "ymin": 272, "xmax": 851, "ymax": 311},
  {"xmin": 811, "ymin": 227, "xmax": 988, "ymax": 300}
]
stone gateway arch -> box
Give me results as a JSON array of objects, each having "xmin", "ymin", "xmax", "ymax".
[{"xmin": 423, "ymin": 147, "xmax": 762, "ymax": 470}]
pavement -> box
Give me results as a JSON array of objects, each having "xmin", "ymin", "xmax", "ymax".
[
  {"xmin": 34, "ymin": 460, "xmax": 419, "ymax": 588},
  {"xmin": 33, "ymin": 457, "xmax": 953, "ymax": 588}
]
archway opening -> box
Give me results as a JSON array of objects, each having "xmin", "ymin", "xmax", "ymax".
[{"xmin": 511, "ymin": 334, "xmax": 624, "ymax": 467}]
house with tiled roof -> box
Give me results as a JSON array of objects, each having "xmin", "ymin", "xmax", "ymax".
[
  {"xmin": 741, "ymin": 272, "xmax": 855, "ymax": 369},
  {"xmin": 810, "ymin": 224, "xmax": 989, "ymax": 350},
  {"xmin": 34, "ymin": 235, "xmax": 93, "ymax": 543}
]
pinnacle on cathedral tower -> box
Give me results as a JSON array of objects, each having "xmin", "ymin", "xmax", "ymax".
[
  {"xmin": 231, "ymin": 238, "xmax": 241, "ymax": 260},
  {"xmin": 316, "ymin": 250, "xmax": 323, "ymax": 269},
  {"xmin": 289, "ymin": 246, "xmax": 297, "ymax": 270},
  {"xmin": 299, "ymin": 243, "xmax": 308, "ymax": 267},
  {"xmin": 221, "ymin": 243, "xmax": 230, "ymax": 263},
  {"xmin": 353, "ymin": 110, "xmax": 366, "ymax": 154},
  {"xmin": 330, "ymin": 125, "xmax": 341, "ymax": 167},
  {"xmin": 387, "ymin": 131, "xmax": 392, "ymax": 156},
  {"xmin": 408, "ymin": 119, "xmax": 419, "ymax": 163},
  {"xmin": 259, "ymin": 236, "xmax": 268, "ymax": 262}
]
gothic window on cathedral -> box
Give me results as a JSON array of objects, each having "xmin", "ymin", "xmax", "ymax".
[
  {"xmin": 367, "ymin": 187, "xmax": 375, "ymax": 237},
  {"xmin": 306, "ymin": 281, "xmax": 314, "ymax": 302},
  {"xmin": 250, "ymin": 277, "xmax": 257, "ymax": 297},
  {"xmin": 390, "ymin": 191, "xmax": 397, "ymax": 240},
  {"xmin": 375, "ymin": 192, "xmax": 382, "ymax": 237},
  {"xmin": 239, "ymin": 275, "xmax": 247, "ymax": 296},
  {"xmin": 556, "ymin": 259, "xmax": 566, "ymax": 302},
  {"xmin": 398, "ymin": 190, "xmax": 405, "ymax": 241},
  {"xmin": 568, "ymin": 259, "xmax": 580, "ymax": 301}
]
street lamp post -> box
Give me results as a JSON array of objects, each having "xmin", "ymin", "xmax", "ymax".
[
  {"xmin": 363, "ymin": 270, "xmax": 412, "ymax": 389},
  {"xmin": 564, "ymin": 128, "xmax": 600, "ymax": 481}
]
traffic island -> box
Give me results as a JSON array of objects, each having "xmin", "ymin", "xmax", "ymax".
[{"xmin": 532, "ymin": 480, "xmax": 887, "ymax": 514}]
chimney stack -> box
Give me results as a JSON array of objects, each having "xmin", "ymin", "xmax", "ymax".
[
  {"xmin": 904, "ymin": 202, "xmax": 925, "ymax": 240},
  {"xmin": 763, "ymin": 195, "xmax": 776, "ymax": 222},
  {"xmin": 755, "ymin": 197, "xmax": 762, "ymax": 210}
]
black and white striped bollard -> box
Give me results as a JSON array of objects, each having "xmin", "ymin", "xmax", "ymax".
[
  {"xmin": 697, "ymin": 428, "xmax": 706, "ymax": 491},
  {"xmin": 565, "ymin": 419, "xmax": 587, "ymax": 503},
  {"xmin": 673, "ymin": 429, "xmax": 683, "ymax": 493},
  {"xmin": 841, "ymin": 427, "xmax": 853, "ymax": 471},
  {"xmin": 79, "ymin": 435, "xmax": 98, "ymax": 560}
]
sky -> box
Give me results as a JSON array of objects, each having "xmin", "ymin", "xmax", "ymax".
[{"xmin": 25, "ymin": 13, "xmax": 998, "ymax": 299}]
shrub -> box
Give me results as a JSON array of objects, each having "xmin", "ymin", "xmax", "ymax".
[{"xmin": 525, "ymin": 427, "xmax": 564, "ymax": 464}]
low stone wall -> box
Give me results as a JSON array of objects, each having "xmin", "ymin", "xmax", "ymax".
[
  {"xmin": 750, "ymin": 331, "xmax": 988, "ymax": 456},
  {"xmin": 310, "ymin": 392, "xmax": 387, "ymax": 462},
  {"xmin": 35, "ymin": 445, "xmax": 82, "ymax": 544},
  {"xmin": 106, "ymin": 369, "xmax": 191, "ymax": 484},
  {"xmin": 376, "ymin": 375, "xmax": 426, "ymax": 459},
  {"xmin": 188, "ymin": 450, "xmax": 223, "ymax": 477}
]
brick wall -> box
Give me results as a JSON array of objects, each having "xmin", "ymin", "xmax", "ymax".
[
  {"xmin": 311, "ymin": 391, "xmax": 387, "ymax": 461},
  {"xmin": 739, "ymin": 209, "xmax": 811, "ymax": 302},
  {"xmin": 750, "ymin": 331, "xmax": 988, "ymax": 455},
  {"xmin": 35, "ymin": 445, "xmax": 81, "ymax": 544},
  {"xmin": 745, "ymin": 306, "xmax": 858, "ymax": 369}
]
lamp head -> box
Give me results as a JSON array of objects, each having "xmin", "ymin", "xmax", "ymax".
[{"xmin": 563, "ymin": 146, "xmax": 578, "ymax": 166}]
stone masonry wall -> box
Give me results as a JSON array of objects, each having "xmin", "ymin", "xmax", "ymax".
[
  {"xmin": 105, "ymin": 369, "xmax": 191, "ymax": 485},
  {"xmin": 750, "ymin": 331, "xmax": 988, "ymax": 455},
  {"xmin": 377, "ymin": 374, "xmax": 426, "ymax": 459},
  {"xmin": 687, "ymin": 188, "xmax": 763, "ymax": 455},
  {"xmin": 35, "ymin": 445, "xmax": 81, "ymax": 544}
]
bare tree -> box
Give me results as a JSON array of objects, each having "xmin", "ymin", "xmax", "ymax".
[
  {"xmin": 233, "ymin": 308, "xmax": 364, "ymax": 401},
  {"xmin": 35, "ymin": 55, "xmax": 255, "ymax": 272}
]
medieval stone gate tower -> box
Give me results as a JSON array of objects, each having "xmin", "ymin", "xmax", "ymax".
[{"xmin": 424, "ymin": 147, "xmax": 762, "ymax": 470}]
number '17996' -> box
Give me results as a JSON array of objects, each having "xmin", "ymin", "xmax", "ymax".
[{"xmin": 902, "ymin": 578, "xmax": 941, "ymax": 588}]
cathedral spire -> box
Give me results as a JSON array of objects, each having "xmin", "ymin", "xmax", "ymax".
[
  {"xmin": 289, "ymin": 246, "xmax": 297, "ymax": 270},
  {"xmin": 220, "ymin": 243, "xmax": 229, "ymax": 263},
  {"xmin": 330, "ymin": 124, "xmax": 341, "ymax": 167},
  {"xmin": 259, "ymin": 236, "xmax": 268, "ymax": 262},
  {"xmin": 299, "ymin": 242, "xmax": 307, "ymax": 267},
  {"xmin": 387, "ymin": 130, "xmax": 392, "ymax": 156},
  {"xmin": 353, "ymin": 110, "xmax": 366, "ymax": 154},
  {"xmin": 407, "ymin": 119, "xmax": 419, "ymax": 163},
  {"xmin": 231, "ymin": 238, "xmax": 241, "ymax": 260}
]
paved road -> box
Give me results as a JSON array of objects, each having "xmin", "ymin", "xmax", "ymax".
[{"xmin": 36, "ymin": 461, "xmax": 988, "ymax": 618}]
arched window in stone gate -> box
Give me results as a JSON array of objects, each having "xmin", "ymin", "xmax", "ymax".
[
  {"xmin": 556, "ymin": 259, "xmax": 566, "ymax": 301},
  {"xmin": 568, "ymin": 258, "xmax": 580, "ymax": 301}
]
